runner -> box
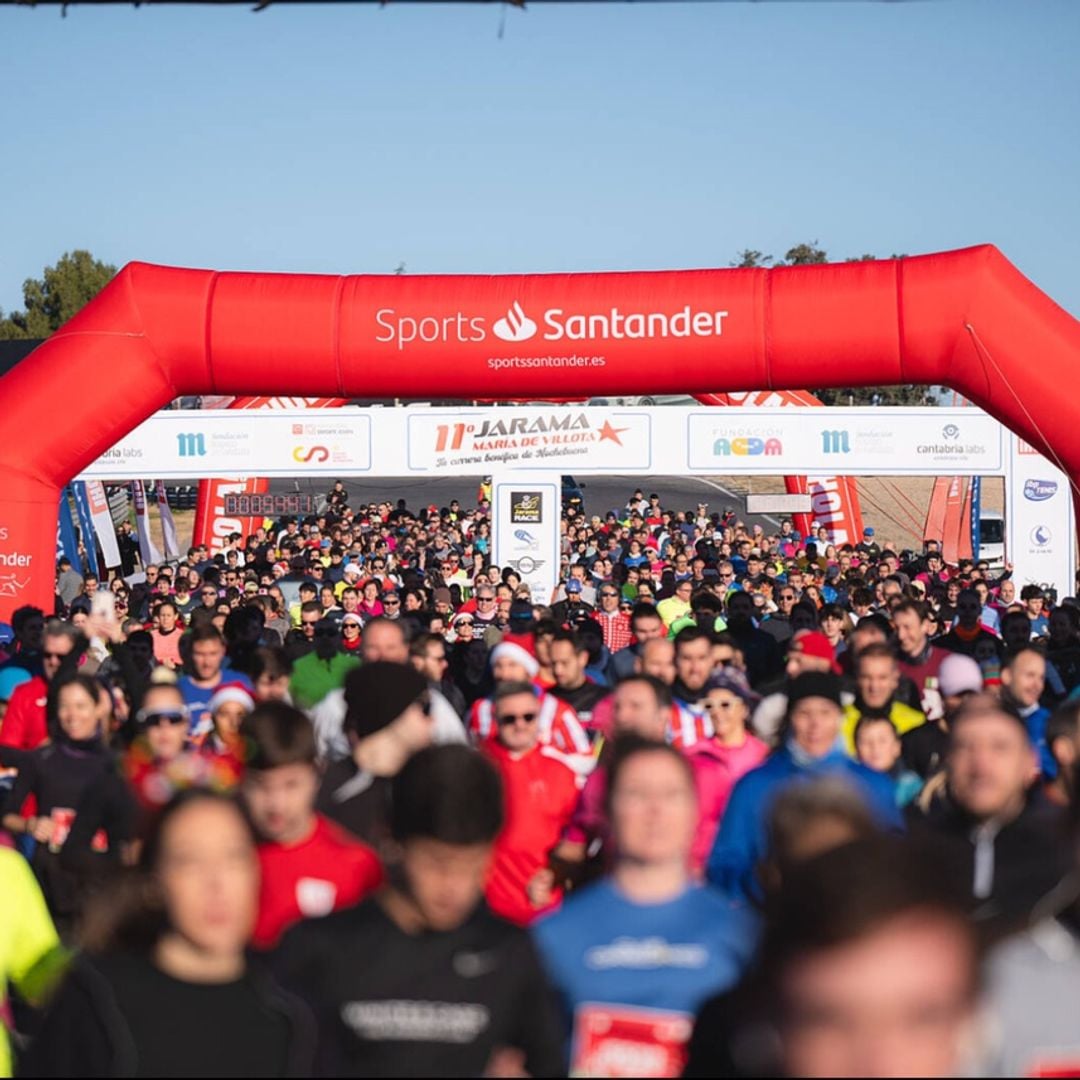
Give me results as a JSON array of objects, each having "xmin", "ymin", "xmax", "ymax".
[
  {"xmin": 21, "ymin": 790, "xmax": 314, "ymax": 1076},
  {"xmin": 274, "ymin": 745, "xmax": 564, "ymax": 1078},
  {"xmin": 535, "ymin": 737, "xmax": 756, "ymax": 1078},
  {"xmin": 240, "ymin": 702, "xmax": 382, "ymax": 948},
  {"xmin": 482, "ymin": 682, "xmax": 582, "ymax": 925},
  {"xmin": 706, "ymin": 672, "xmax": 901, "ymax": 899}
]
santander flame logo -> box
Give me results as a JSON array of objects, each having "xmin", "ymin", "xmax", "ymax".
[{"xmin": 492, "ymin": 301, "xmax": 538, "ymax": 343}]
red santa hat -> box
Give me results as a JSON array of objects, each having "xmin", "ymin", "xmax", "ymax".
[
  {"xmin": 208, "ymin": 682, "xmax": 256, "ymax": 715},
  {"xmin": 490, "ymin": 633, "xmax": 539, "ymax": 678}
]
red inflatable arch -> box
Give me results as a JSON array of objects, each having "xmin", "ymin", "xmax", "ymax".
[{"xmin": 0, "ymin": 243, "xmax": 1077, "ymax": 619}]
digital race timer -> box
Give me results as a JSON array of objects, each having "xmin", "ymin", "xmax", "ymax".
[{"xmin": 222, "ymin": 493, "xmax": 315, "ymax": 517}]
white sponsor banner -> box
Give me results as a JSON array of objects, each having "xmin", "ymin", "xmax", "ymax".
[
  {"xmin": 405, "ymin": 408, "xmax": 651, "ymax": 473},
  {"xmin": 84, "ymin": 480, "xmax": 122, "ymax": 569},
  {"xmin": 1006, "ymin": 434, "xmax": 1075, "ymax": 601},
  {"xmin": 492, "ymin": 473, "xmax": 561, "ymax": 607},
  {"xmin": 685, "ymin": 409, "xmax": 1005, "ymax": 475},
  {"xmin": 81, "ymin": 406, "xmax": 1013, "ymax": 479},
  {"xmin": 81, "ymin": 412, "xmax": 373, "ymax": 479}
]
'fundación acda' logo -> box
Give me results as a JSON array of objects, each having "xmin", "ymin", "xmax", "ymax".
[{"xmin": 492, "ymin": 302, "xmax": 538, "ymax": 343}]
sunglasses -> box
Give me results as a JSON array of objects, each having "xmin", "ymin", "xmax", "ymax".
[
  {"xmin": 43, "ymin": 651, "xmax": 69, "ymax": 661},
  {"xmin": 141, "ymin": 711, "xmax": 188, "ymax": 728},
  {"xmin": 497, "ymin": 711, "xmax": 538, "ymax": 725}
]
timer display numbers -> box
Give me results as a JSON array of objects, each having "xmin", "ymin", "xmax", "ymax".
[{"xmin": 222, "ymin": 493, "xmax": 315, "ymax": 517}]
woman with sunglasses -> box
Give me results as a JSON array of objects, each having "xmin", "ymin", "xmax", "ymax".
[
  {"xmin": 62, "ymin": 682, "xmax": 209, "ymax": 880},
  {"xmin": 688, "ymin": 671, "xmax": 769, "ymax": 874},
  {"xmin": 447, "ymin": 615, "xmax": 490, "ymax": 706}
]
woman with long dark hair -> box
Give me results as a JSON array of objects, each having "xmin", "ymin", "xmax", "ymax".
[
  {"xmin": 21, "ymin": 789, "xmax": 314, "ymax": 1077},
  {"xmin": 2, "ymin": 674, "xmax": 117, "ymax": 937}
]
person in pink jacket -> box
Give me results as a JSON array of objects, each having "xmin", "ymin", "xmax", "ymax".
[{"xmin": 688, "ymin": 669, "xmax": 769, "ymax": 875}]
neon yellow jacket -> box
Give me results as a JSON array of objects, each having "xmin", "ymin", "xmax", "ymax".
[
  {"xmin": 843, "ymin": 701, "xmax": 926, "ymax": 756},
  {"xmin": 0, "ymin": 848, "xmax": 65, "ymax": 1076}
]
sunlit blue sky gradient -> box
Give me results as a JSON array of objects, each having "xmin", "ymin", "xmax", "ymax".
[{"xmin": 2, "ymin": 0, "xmax": 1077, "ymax": 316}]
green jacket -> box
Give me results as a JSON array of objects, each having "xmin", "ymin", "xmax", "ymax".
[{"xmin": 289, "ymin": 650, "xmax": 361, "ymax": 710}]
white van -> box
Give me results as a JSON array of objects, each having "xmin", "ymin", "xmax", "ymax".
[{"xmin": 978, "ymin": 510, "xmax": 1006, "ymax": 570}]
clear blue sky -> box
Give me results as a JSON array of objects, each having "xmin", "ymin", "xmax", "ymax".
[{"xmin": 2, "ymin": 0, "xmax": 1078, "ymax": 318}]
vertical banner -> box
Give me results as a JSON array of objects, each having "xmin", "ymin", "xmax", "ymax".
[
  {"xmin": 924, "ymin": 476, "xmax": 952, "ymax": 545},
  {"xmin": 85, "ymin": 480, "xmax": 122, "ymax": 569},
  {"xmin": 492, "ymin": 471, "xmax": 561, "ymax": 607},
  {"xmin": 57, "ymin": 488, "xmax": 83, "ymax": 573},
  {"xmin": 958, "ymin": 480, "xmax": 974, "ymax": 561},
  {"xmin": 154, "ymin": 480, "xmax": 181, "ymax": 559},
  {"xmin": 1007, "ymin": 435, "xmax": 1075, "ymax": 602},
  {"xmin": 71, "ymin": 481, "xmax": 100, "ymax": 577},
  {"xmin": 132, "ymin": 480, "xmax": 163, "ymax": 567},
  {"xmin": 940, "ymin": 476, "xmax": 967, "ymax": 566},
  {"xmin": 785, "ymin": 475, "xmax": 864, "ymax": 546},
  {"xmin": 969, "ymin": 476, "xmax": 982, "ymax": 562}
]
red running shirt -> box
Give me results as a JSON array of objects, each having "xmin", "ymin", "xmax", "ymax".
[
  {"xmin": 253, "ymin": 814, "xmax": 383, "ymax": 949},
  {"xmin": 483, "ymin": 741, "xmax": 581, "ymax": 926}
]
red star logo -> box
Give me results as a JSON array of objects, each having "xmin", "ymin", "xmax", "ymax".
[{"xmin": 598, "ymin": 420, "xmax": 629, "ymax": 445}]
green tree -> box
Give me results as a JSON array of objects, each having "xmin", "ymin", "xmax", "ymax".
[
  {"xmin": 0, "ymin": 250, "xmax": 117, "ymax": 340},
  {"xmin": 813, "ymin": 385, "xmax": 938, "ymax": 407},
  {"xmin": 730, "ymin": 249, "xmax": 773, "ymax": 269},
  {"xmin": 780, "ymin": 241, "xmax": 828, "ymax": 266}
]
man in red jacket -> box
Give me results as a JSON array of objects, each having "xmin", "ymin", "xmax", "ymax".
[
  {"xmin": 483, "ymin": 681, "xmax": 581, "ymax": 926},
  {"xmin": 241, "ymin": 701, "xmax": 383, "ymax": 949},
  {"xmin": 0, "ymin": 620, "xmax": 82, "ymax": 751}
]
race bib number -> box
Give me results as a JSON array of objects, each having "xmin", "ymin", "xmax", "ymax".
[{"xmin": 571, "ymin": 1004, "xmax": 692, "ymax": 1078}]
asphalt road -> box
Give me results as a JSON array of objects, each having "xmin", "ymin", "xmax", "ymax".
[{"xmin": 265, "ymin": 474, "xmax": 782, "ymax": 531}]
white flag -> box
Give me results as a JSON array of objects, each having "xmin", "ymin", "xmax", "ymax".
[
  {"xmin": 85, "ymin": 480, "xmax": 123, "ymax": 569},
  {"xmin": 132, "ymin": 480, "xmax": 162, "ymax": 567},
  {"xmin": 155, "ymin": 480, "xmax": 181, "ymax": 559}
]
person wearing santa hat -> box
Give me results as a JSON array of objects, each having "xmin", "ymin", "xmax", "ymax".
[
  {"xmin": 467, "ymin": 635, "xmax": 592, "ymax": 770},
  {"xmin": 198, "ymin": 681, "xmax": 256, "ymax": 782}
]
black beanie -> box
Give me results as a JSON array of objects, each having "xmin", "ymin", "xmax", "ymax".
[
  {"xmin": 786, "ymin": 671, "xmax": 843, "ymax": 711},
  {"xmin": 343, "ymin": 661, "xmax": 429, "ymax": 740}
]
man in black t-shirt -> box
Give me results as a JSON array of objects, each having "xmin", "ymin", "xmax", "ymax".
[
  {"xmin": 549, "ymin": 629, "xmax": 608, "ymax": 731},
  {"xmin": 277, "ymin": 745, "xmax": 564, "ymax": 1079}
]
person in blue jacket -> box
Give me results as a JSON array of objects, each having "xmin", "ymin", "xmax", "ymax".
[{"xmin": 706, "ymin": 671, "xmax": 901, "ymax": 900}]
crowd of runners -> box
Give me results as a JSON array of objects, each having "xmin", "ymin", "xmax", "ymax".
[{"xmin": 3, "ymin": 480, "xmax": 1080, "ymax": 1076}]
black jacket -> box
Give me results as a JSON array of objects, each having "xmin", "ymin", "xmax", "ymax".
[
  {"xmin": 19, "ymin": 951, "xmax": 315, "ymax": 1077},
  {"xmin": 908, "ymin": 792, "xmax": 1069, "ymax": 932}
]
